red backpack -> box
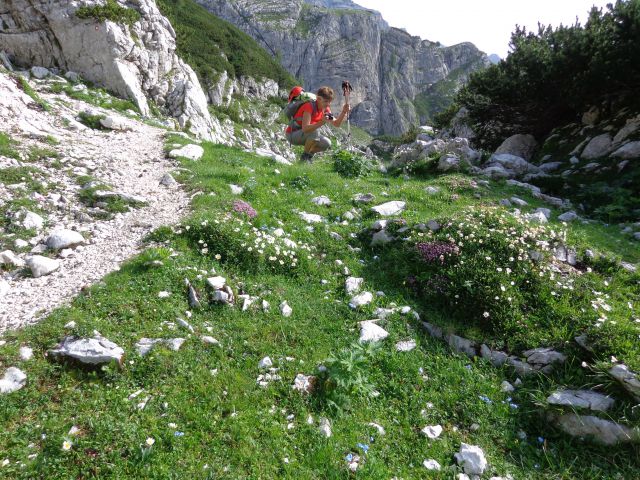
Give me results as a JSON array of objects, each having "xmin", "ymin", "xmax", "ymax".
[{"xmin": 284, "ymin": 86, "xmax": 318, "ymax": 132}]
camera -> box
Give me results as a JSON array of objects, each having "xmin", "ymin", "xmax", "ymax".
[{"xmin": 324, "ymin": 112, "xmax": 335, "ymax": 120}]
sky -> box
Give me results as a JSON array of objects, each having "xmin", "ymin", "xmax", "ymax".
[{"xmin": 353, "ymin": 0, "xmax": 613, "ymax": 58}]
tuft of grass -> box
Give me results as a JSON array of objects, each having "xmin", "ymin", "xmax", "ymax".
[
  {"xmin": 77, "ymin": 111, "xmax": 107, "ymax": 130},
  {"xmin": 0, "ymin": 131, "xmax": 20, "ymax": 159},
  {"xmin": 17, "ymin": 76, "xmax": 51, "ymax": 112}
]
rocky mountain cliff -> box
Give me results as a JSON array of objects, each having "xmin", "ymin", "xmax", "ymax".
[
  {"xmin": 0, "ymin": 0, "xmax": 227, "ymax": 142},
  {"xmin": 194, "ymin": 0, "xmax": 489, "ymax": 136}
]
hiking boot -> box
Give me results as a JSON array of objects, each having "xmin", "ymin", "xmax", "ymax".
[{"xmin": 300, "ymin": 152, "xmax": 314, "ymax": 162}]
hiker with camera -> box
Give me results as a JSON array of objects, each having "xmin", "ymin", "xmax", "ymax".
[{"xmin": 285, "ymin": 86, "xmax": 350, "ymax": 162}]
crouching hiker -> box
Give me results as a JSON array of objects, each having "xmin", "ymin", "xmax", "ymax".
[{"xmin": 285, "ymin": 86, "xmax": 350, "ymax": 162}]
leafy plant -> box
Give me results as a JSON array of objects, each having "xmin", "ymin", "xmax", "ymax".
[
  {"xmin": 314, "ymin": 342, "xmax": 379, "ymax": 414},
  {"xmin": 78, "ymin": 111, "xmax": 107, "ymax": 130},
  {"xmin": 332, "ymin": 149, "xmax": 375, "ymax": 178}
]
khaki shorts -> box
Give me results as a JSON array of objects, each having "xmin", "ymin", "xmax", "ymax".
[{"xmin": 286, "ymin": 128, "xmax": 331, "ymax": 151}]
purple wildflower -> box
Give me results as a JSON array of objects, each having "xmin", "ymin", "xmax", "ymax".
[
  {"xmin": 232, "ymin": 199, "xmax": 257, "ymax": 219},
  {"xmin": 416, "ymin": 241, "xmax": 459, "ymax": 264}
]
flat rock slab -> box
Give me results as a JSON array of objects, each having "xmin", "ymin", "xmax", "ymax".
[
  {"xmin": 46, "ymin": 229, "xmax": 85, "ymax": 250},
  {"xmin": 0, "ymin": 367, "xmax": 27, "ymax": 394},
  {"xmin": 169, "ymin": 144, "xmax": 204, "ymax": 161},
  {"xmin": 359, "ymin": 321, "xmax": 389, "ymax": 343},
  {"xmin": 609, "ymin": 364, "xmax": 640, "ymax": 401},
  {"xmin": 552, "ymin": 413, "xmax": 640, "ymax": 445},
  {"xmin": 311, "ymin": 196, "xmax": 331, "ymax": 206},
  {"xmin": 396, "ymin": 339, "xmax": 417, "ymax": 352},
  {"xmin": 371, "ymin": 201, "xmax": 406, "ymax": 216},
  {"xmin": 299, "ymin": 212, "xmax": 324, "ymax": 223},
  {"xmin": 547, "ymin": 390, "xmax": 614, "ymax": 412},
  {"xmin": 49, "ymin": 336, "xmax": 124, "ymax": 366},
  {"xmin": 26, "ymin": 255, "xmax": 60, "ymax": 277},
  {"xmin": 135, "ymin": 338, "xmax": 186, "ymax": 356},
  {"xmin": 353, "ymin": 193, "xmax": 375, "ymax": 203}
]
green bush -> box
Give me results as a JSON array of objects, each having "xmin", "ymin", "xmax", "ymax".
[
  {"xmin": 178, "ymin": 213, "xmax": 312, "ymax": 276},
  {"xmin": 457, "ymin": 0, "xmax": 640, "ymax": 149},
  {"xmin": 0, "ymin": 132, "xmax": 19, "ymax": 159},
  {"xmin": 75, "ymin": 0, "xmax": 141, "ymax": 26},
  {"xmin": 404, "ymin": 206, "xmax": 639, "ymax": 370},
  {"xmin": 332, "ymin": 150, "xmax": 375, "ymax": 178}
]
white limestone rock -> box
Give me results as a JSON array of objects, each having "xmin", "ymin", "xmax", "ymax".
[
  {"xmin": 311, "ymin": 196, "xmax": 331, "ymax": 206},
  {"xmin": 169, "ymin": 144, "xmax": 204, "ymax": 161},
  {"xmin": 552, "ymin": 413, "xmax": 639, "ymax": 445},
  {"xmin": 46, "ymin": 229, "xmax": 84, "ymax": 250},
  {"xmin": 423, "ymin": 459, "xmax": 441, "ymax": 471},
  {"xmin": 558, "ymin": 211, "xmax": 579, "ymax": 222},
  {"xmin": 100, "ymin": 115, "xmax": 132, "ymax": 131},
  {"xmin": 371, "ymin": 201, "xmax": 406, "ymax": 216},
  {"xmin": 0, "ymin": 250, "xmax": 25, "ymax": 268},
  {"xmin": 258, "ymin": 356, "xmax": 273, "ymax": 369},
  {"xmin": 421, "ymin": 425, "xmax": 443, "ymax": 439},
  {"xmin": 49, "ymin": 335, "xmax": 124, "ymax": 365},
  {"xmin": 19, "ymin": 346, "xmax": 34, "ymax": 361},
  {"xmin": 581, "ymin": 134, "xmax": 613, "ymax": 159},
  {"xmin": 359, "ymin": 321, "xmax": 389, "ymax": 343},
  {"xmin": 547, "ymin": 390, "xmax": 614, "ymax": 412},
  {"xmin": 26, "ymin": 255, "xmax": 60, "ymax": 278},
  {"xmin": 345, "ymin": 277, "xmax": 364, "ymax": 295},
  {"xmin": 21, "ymin": 211, "xmax": 44, "ymax": 230},
  {"xmin": 396, "ymin": 340, "xmax": 417, "ymax": 352},
  {"xmin": 609, "ymin": 364, "xmax": 640, "ymax": 401},
  {"xmin": 349, "ymin": 292, "xmax": 373, "ymax": 309},
  {"xmin": 299, "ymin": 212, "xmax": 324, "ymax": 223},
  {"xmin": 319, "ymin": 417, "xmax": 332, "ymax": 438},
  {"xmin": 611, "ymin": 141, "xmax": 640, "ymax": 160},
  {"xmin": 0, "ymin": 367, "xmax": 27, "ymax": 394},
  {"xmin": 280, "ymin": 301, "xmax": 293, "ymax": 317},
  {"xmin": 455, "ymin": 443, "xmax": 488, "ymax": 476}
]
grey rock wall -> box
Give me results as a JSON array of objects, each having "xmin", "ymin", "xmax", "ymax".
[
  {"xmin": 0, "ymin": 0, "xmax": 227, "ymax": 142},
  {"xmin": 195, "ymin": 0, "xmax": 488, "ymax": 135}
]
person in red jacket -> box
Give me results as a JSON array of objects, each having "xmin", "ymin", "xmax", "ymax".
[{"xmin": 286, "ymin": 86, "xmax": 350, "ymax": 161}]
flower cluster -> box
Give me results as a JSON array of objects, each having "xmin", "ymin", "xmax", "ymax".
[
  {"xmin": 177, "ymin": 213, "xmax": 315, "ymax": 274},
  {"xmin": 416, "ymin": 241, "xmax": 459, "ymax": 264},
  {"xmin": 232, "ymin": 199, "xmax": 257, "ymax": 219}
]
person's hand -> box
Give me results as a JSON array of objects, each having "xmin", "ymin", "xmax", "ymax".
[{"xmin": 342, "ymin": 103, "xmax": 351, "ymax": 114}]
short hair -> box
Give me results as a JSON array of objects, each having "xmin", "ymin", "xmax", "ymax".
[{"xmin": 316, "ymin": 86, "xmax": 334, "ymax": 101}]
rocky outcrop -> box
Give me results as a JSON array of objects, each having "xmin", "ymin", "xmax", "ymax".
[
  {"xmin": 0, "ymin": 0, "xmax": 227, "ymax": 142},
  {"xmin": 194, "ymin": 0, "xmax": 489, "ymax": 135}
]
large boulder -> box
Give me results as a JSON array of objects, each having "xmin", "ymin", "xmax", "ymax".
[
  {"xmin": 49, "ymin": 335, "xmax": 125, "ymax": 366},
  {"xmin": 0, "ymin": 0, "xmax": 227, "ymax": 142},
  {"xmin": 581, "ymin": 134, "xmax": 613, "ymax": 159},
  {"xmin": 484, "ymin": 153, "xmax": 539, "ymax": 177},
  {"xmin": 494, "ymin": 134, "xmax": 537, "ymax": 161},
  {"xmin": 611, "ymin": 141, "xmax": 640, "ymax": 160}
]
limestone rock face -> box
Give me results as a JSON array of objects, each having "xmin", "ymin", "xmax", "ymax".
[
  {"xmin": 193, "ymin": 0, "xmax": 489, "ymax": 135},
  {"xmin": 0, "ymin": 0, "xmax": 227, "ymax": 142}
]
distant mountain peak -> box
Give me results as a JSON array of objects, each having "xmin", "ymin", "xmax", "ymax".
[
  {"xmin": 304, "ymin": 0, "xmax": 388, "ymax": 28},
  {"xmin": 488, "ymin": 53, "xmax": 501, "ymax": 64}
]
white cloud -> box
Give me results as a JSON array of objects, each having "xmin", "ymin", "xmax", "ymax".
[{"xmin": 354, "ymin": 0, "xmax": 612, "ymax": 57}]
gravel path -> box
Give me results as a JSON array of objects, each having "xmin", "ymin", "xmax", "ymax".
[{"xmin": 0, "ymin": 79, "xmax": 190, "ymax": 332}]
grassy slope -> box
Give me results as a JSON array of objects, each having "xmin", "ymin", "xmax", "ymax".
[
  {"xmin": 156, "ymin": 0, "xmax": 296, "ymax": 89},
  {"xmin": 0, "ymin": 137, "xmax": 639, "ymax": 478}
]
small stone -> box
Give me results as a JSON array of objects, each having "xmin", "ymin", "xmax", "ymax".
[
  {"xmin": 349, "ymin": 292, "xmax": 373, "ymax": 309},
  {"xmin": 455, "ymin": 443, "xmax": 488, "ymax": 476},
  {"xmin": 160, "ymin": 173, "xmax": 178, "ymax": 186},
  {"xmin": 19, "ymin": 346, "xmax": 33, "ymax": 361},
  {"xmin": 229, "ymin": 184, "xmax": 244, "ymax": 195},
  {"xmin": 201, "ymin": 336, "xmax": 220, "ymax": 346},
  {"xmin": 0, "ymin": 367, "xmax": 27, "ymax": 394},
  {"xmin": 501, "ymin": 381, "xmax": 515, "ymax": 393},
  {"xmin": 311, "ymin": 196, "xmax": 331, "ymax": 206},
  {"xmin": 547, "ymin": 390, "xmax": 614, "ymax": 412},
  {"xmin": 64, "ymin": 321, "xmax": 76, "ymax": 329},
  {"xmin": 0, "ymin": 250, "xmax": 25, "ymax": 268},
  {"xmin": 353, "ymin": 193, "xmax": 375, "ymax": 203},
  {"xmin": 319, "ymin": 417, "xmax": 332, "ymax": 437},
  {"xmin": 299, "ymin": 212, "xmax": 324, "ymax": 223},
  {"xmin": 176, "ymin": 318, "xmax": 194, "ymax": 333},
  {"xmin": 158, "ymin": 291, "xmax": 171, "ymax": 298},
  {"xmin": 21, "ymin": 211, "xmax": 44, "ymax": 230},
  {"xmin": 26, "ymin": 255, "xmax": 60, "ymax": 278},
  {"xmin": 258, "ymin": 356, "xmax": 273, "ymax": 369},
  {"xmin": 510, "ymin": 196, "xmax": 528, "ymax": 207},
  {"xmin": 423, "ymin": 459, "xmax": 441, "ymax": 471},
  {"xmin": 206, "ymin": 276, "xmax": 226, "ymax": 290},
  {"xmin": 292, "ymin": 373, "xmax": 315, "ymax": 394},
  {"xmin": 280, "ymin": 301, "xmax": 292, "ymax": 317},
  {"xmin": 368, "ymin": 422, "xmax": 386, "ymax": 435},
  {"xmin": 169, "ymin": 144, "xmax": 204, "ymax": 161},
  {"xmin": 359, "ymin": 321, "xmax": 389, "ymax": 343},
  {"xmin": 345, "ymin": 277, "xmax": 364, "ymax": 295},
  {"xmin": 371, "ymin": 201, "xmax": 406, "ymax": 216},
  {"xmin": 425, "ymin": 186, "xmax": 440, "ymax": 195},
  {"xmin": 421, "ymin": 425, "xmax": 443, "ymax": 439},
  {"xmin": 49, "ymin": 335, "xmax": 124, "ymax": 366},
  {"xmin": 558, "ymin": 211, "xmax": 578, "ymax": 222},
  {"xmin": 396, "ymin": 340, "xmax": 417, "ymax": 352}
]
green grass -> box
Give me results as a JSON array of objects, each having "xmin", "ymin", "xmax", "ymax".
[
  {"xmin": 75, "ymin": 0, "xmax": 140, "ymax": 26},
  {"xmin": 16, "ymin": 76, "xmax": 50, "ymax": 112},
  {"xmin": 0, "ymin": 137, "xmax": 638, "ymax": 478},
  {"xmin": 155, "ymin": 0, "xmax": 296, "ymax": 89},
  {"xmin": 49, "ymin": 82, "xmax": 139, "ymax": 114},
  {"xmin": 0, "ymin": 132, "xmax": 20, "ymax": 159}
]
